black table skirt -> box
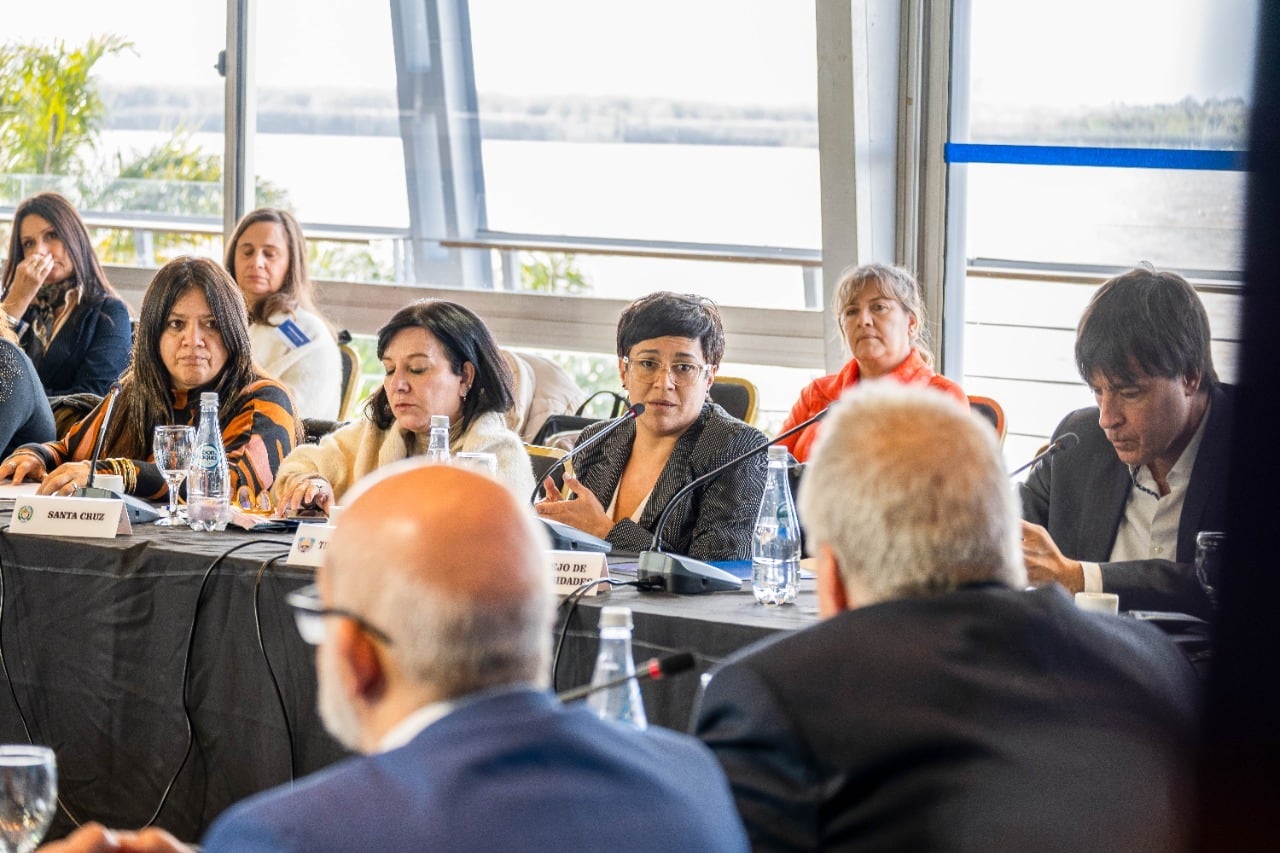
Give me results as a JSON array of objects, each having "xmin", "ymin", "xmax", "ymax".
[{"xmin": 0, "ymin": 514, "xmax": 815, "ymax": 841}]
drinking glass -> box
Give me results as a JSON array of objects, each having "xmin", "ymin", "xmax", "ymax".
[
  {"xmin": 0, "ymin": 745, "xmax": 56, "ymax": 853},
  {"xmin": 452, "ymin": 451, "xmax": 497, "ymax": 477},
  {"xmin": 1195, "ymin": 531, "xmax": 1227, "ymax": 610},
  {"xmin": 153, "ymin": 425, "xmax": 195, "ymax": 527}
]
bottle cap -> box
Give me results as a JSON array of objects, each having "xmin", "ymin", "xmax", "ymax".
[
  {"xmin": 599, "ymin": 605, "xmax": 633, "ymax": 630},
  {"xmin": 200, "ymin": 392, "xmax": 219, "ymax": 406},
  {"xmin": 430, "ymin": 414, "xmax": 449, "ymax": 429},
  {"xmin": 767, "ymin": 445, "xmax": 790, "ymax": 462}
]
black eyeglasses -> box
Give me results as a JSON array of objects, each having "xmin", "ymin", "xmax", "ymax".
[{"xmin": 285, "ymin": 584, "xmax": 394, "ymax": 646}]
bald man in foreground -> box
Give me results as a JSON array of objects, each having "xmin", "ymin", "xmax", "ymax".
[
  {"xmin": 694, "ymin": 383, "xmax": 1200, "ymax": 851},
  {"xmin": 44, "ymin": 463, "xmax": 748, "ymax": 852}
]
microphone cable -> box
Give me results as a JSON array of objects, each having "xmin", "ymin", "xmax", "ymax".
[
  {"xmin": 0, "ymin": 532, "xmax": 289, "ymax": 829},
  {"xmin": 550, "ymin": 576, "xmax": 646, "ymax": 692},
  {"xmin": 251, "ymin": 554, "xmax": 299, "ymax": 783}
]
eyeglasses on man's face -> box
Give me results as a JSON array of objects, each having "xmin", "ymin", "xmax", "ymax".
[
  {"xmin": 623, "ymin": 356, "xmax": 711, "ymax": 387},
  {"xmin": 285, "ymin": 584, "xmax": 393, "ymax": 646}
]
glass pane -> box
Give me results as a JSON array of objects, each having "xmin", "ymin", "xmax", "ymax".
[
  {"xmin": 251, "ymin": 0, "xmax": 404, "ymax": 283},
  {"xmin": 963, "ymin": 0, "xmax": 1257, "ymax": 148},
  {"xmin": 2, "ymin": 3, "xmax": 227, "ymax": 265},
  {"xmin": 469, "ymin": 1, "xmax": 819, "ymax": 249},
  {"xmin": 964, "ymin": 163, "xmax": 1246, "ymax": 272}
]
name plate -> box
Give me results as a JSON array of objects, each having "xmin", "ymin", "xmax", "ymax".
[
  {"xmin": 287, "ymin": 522, "xmax": 335, "ymax": 566},
  {"xmin": 9, "ymin": 495, "xmax": 131, "ymax": 538},
  {"xmin": 551, "ymin": 550, "xmax": 609, "ymax": 595}
]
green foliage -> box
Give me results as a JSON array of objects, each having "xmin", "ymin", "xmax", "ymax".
[
  {"xmin": 309, "ymin": 241, "xmax": 395, "ymax": 283},
  {"xmin": 520, "ymin": 252, "xmax": 592, "ymax": 295},
  {"xmin": 0, "ymin": 35, "xmax": 134, "ymax": 175},
  {"xmin": 1, "ymin": 36, "xmax": 304, "ymax": 266}
]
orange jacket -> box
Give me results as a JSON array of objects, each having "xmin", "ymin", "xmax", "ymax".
[{"xmin": 777, "ymin": 349, "xmax": 966, "ymax": 462}]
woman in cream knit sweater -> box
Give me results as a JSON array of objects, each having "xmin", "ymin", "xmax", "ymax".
[{"xmin": 274, "ymin": 299, "xmax": 534, "ymax": 514}]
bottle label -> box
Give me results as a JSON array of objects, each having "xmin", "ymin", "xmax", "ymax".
[{"xmin": 194, "ymin": 444, "xmax": 222, "ymax": 469}]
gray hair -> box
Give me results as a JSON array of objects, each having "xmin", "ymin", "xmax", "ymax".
[
  {"xmin": 798, "ymin": 381, "xmax": 1024, "ymax": 604},
  {"xmin": 831, "ymin": 263, "xmax": 933, "ymax": 364},
  {"xmin": 335, "ymin": 505, "xmax": 554, "ymax": 698}
]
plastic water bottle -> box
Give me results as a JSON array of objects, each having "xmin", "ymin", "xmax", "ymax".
[
  {"xmin": 187, "ymin": 392, "xmax": 230, "ymax": 531},
  {"xmin": 427, "ymin": 414, "xmax": 450, "ymax": 463},
  {"xmin": 586, "ymin": 606, "xmax": 647, "ymax": 729},
  {"xmin": 752, "ymin": 445, "xmax": 800, "ymax": 605}
]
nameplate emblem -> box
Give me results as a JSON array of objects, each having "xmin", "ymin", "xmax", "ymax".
[
  {"xmin": 551, "ymin": 551, "xmax": 609, "ymax": 596},
  {"xmin": 287, "ymin": 522, "xmax": 335, "ymax": 566},
  {"xmin": 10, "ymin": 496, "xmax": 130, "ymax": 538}
]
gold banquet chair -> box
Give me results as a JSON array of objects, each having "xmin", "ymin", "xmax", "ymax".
[
  {"xmin": 526, "ymin": 443, "xmax": 567, "ymax": 495},
  {"xmin": 710, "ymin": 375, "xmax": 759, "ymax": 425},
  {"xmin": 967, "ymin": 395, "xmax": 1007, "ymax": 445},
  {"xmin": 337, "ymin": 330, "xmax": 363, "ymax": 421}
]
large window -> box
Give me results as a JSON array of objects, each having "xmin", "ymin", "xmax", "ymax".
[
  {"xmin": 949, "ymin": 0, "xmax": 1256, "ymax": 463},
  {"xmin": 1, "ymin": 3, "xmax": 227, "ymax": 265}
]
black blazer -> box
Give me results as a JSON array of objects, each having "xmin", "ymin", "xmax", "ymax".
[
  {"xmin": 573, "ymin": 401, "xmax": 767, "ymax": 560},
  {"xmin": 1020, "ymin": 384, "xmax": 1233, "ymax": 617},
  {"xmin": 694, "ymin": 585, "xmax": 1200, "ymax": 852},
  {"xmin": 21, "ymin": 294, "xmax": 132, "ymax": 397}
]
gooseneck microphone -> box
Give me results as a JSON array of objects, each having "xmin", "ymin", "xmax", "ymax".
[
  {"xmin": 556, "ymin": 651, "xmax": 696, "ymax": 702},
  {"xmin": 71, "ymin": 383, "xmax": 163, "ymax": 524},
  {"xmin": 636, "ymin": 406, "xmax": 830, "ymax": 594},
  {"xmin": 74, "ymin": 382, "xmax": 123, "ymax": 498},
  {"xmin": 534, "ymin": 403, "xmax": 645, "ymax": 553},
  {"xmin": 530, "ymin": 402, "xmax": 646, "ymax": 504},
  {"xmin": 1008, "ymin": 432, "xmax": 1079, "ymax": 479}
]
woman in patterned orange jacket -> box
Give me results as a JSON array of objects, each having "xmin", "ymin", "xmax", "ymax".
[{"xmin": 0, "ymin": 256, "xmax": 302, "ymax": 501}]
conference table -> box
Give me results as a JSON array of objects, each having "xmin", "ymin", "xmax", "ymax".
[{"xmin": 0, "ymin": 509, "xmax": 816, "ymax": 842}]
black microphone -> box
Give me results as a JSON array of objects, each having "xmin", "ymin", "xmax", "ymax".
[
  {"xmin": 73, "ymin": 382, "xmax": 122, "ymax": 498},
  {"xmin": 1008, "ymin": 432, "xmax": 1079, "ymax": 478},
  {"xmin": 636, "ymin": 406, "xmax": 830, "ymax": 595},
  {"xmin": 556, "ymin": 651, "xmax": 696, "ymax": 702},
  {"xmin": 534, "ymin": 403, "xmax": 645, "ymax": 553},
  {"xmin": 72, "ymin": 383, "xmax": 163, "ymax": 524},
  {"xmin": 530, "ymin": 402, "xmax": 646, "ymax": 503}
]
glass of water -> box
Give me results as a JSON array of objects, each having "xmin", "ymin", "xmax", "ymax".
[
  {"xmin": 153, "ymin": 425, "xmax": 196, "ymax": 527},
  {"xmin": 452, "ymin": 451, "xmax": 497, "ymax": 477},
  {"xmin": 0, "ymin": 745, "xmax": 56, "ymax": 853}
]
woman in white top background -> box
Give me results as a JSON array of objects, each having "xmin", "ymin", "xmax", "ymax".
[{"xmin": 225, "ymin": 208, "xmax": 342, "ymax": 420}]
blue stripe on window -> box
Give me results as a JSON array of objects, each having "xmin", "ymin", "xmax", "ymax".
[{"xmin": 944, "ymin": 143, "xmax": 1247, "ymax": 171}]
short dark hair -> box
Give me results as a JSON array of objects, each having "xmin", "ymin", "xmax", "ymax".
[
  {"xmin": 1075, "ymin": 267, "xmax": 1218, "ymax": 390},
  {"xmin": 366, "ymin": 299, "xmax": 515, "ymax": 433},
  {"xmin": 2, "ymin": 192, "xmax": 114, "ymax": 306},
  {"xmin": 224, "ymin": 208, "xmax": 316, "ymax": 325},
  {"xmin": 616, "ymin": 292, "xmax": 725, "ymax": 365}
]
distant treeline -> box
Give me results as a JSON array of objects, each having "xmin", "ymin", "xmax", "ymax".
[{"xmin": 102, "ymin": 85, "xmax": 1247, "ymax": 148}]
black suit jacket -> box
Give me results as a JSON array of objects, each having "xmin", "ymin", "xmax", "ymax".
[
  {"xmin": 20, "ymin": 294, "xmax": 132, "ymax": 396},
  {"xmin": 694, "ymin": 585, "xmax": 1200, "ymax": 853},
  {"xmin": 1020, "ymin": 385, "xmax": 1233, "ymax": 618}
]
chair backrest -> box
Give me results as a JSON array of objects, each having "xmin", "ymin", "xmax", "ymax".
[
  {"xmin": 302, "ymin": 418, "xmax": 345, "ymax": 445},
  {"xmin": 710, "ymin": 375, "xmax": 759, "ymax": 424},
  {"xmin": 526, "ymin": 443, "xmax": 567, "ymax": 494},
  {"xmin": 337, "ymin": 330, "xmax": 362, "ymax": 421},
  {"xmin": 968, "ymin": 395, "xmax": 1007, "ymax": 445}
]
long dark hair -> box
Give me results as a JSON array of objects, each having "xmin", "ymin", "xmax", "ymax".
[
  {"xmin": 108, "ymin": 256, "xmax": 261, "ymax": 457},
  {"xmin": 2, "ymin": 192, "xmax": 115, "ymax": 306},
  {"xmin": 223, "ymin": 207, "xmax": 319, "ymax": 325},
  {"xmin": 365, "ymin": 299, "xmax": 514, "ymax": 435}
]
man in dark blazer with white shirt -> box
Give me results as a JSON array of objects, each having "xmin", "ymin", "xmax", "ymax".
[
  {"xmin": 1020, "ymin": 267, "xmax": 1230, "ymax": 618},
  {"xmin": 694, "ymin": 383, "xmax": 1199, "ymax": 852}
]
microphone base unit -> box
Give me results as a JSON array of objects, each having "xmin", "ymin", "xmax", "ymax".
[
  {"xmin": 72, "ymin": 487, "xmax": 164, "ymax": 524},
  {"xmin": 637, "ymin": 550, "xmax": 742, "ymax": 595},
  {"xmin": 540, "ymin": 518, "xmax": 612, "ymax": 553}
]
